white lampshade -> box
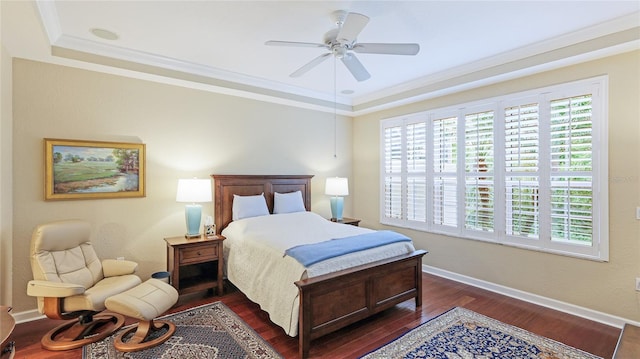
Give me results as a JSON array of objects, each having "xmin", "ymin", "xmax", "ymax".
[
  {"xmin": 176, "ymin": 178, "xmax": 212, "ymax": 203},
  {"xmin": 325, "ymin": 177, "xmax": 349, "ymax": 196}
]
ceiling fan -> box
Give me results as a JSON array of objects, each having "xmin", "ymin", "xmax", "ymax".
[{"xmin": 265, "ymin": 10, "xmax": 420, "ymax": 82}]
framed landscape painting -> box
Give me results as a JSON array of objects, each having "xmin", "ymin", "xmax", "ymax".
[{"xmin": 44, "ymin": 138, "xmax": 146, "ymax": 200}]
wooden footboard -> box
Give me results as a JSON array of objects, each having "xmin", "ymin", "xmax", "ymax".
[{"xmin": 295, "ymin": 249, "xmax": 427, "ymax": 358}]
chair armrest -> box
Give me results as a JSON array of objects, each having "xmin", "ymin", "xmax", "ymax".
[
  {"xmin": 26, "ymin": 280, "xmax": 85, "ymax": 298},
  {"xmin": 102, "ymin": 259, "xmax": 138, "ymax": 277}
]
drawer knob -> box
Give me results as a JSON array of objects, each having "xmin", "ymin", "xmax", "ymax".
[{"xmin": 197, "ymin": 251, "xmax": 201, "ymax": 255}]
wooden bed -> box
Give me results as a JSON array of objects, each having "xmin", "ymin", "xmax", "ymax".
[{"xmin": 212, "ymin": 174, "xmax": 427, "ymax": 358}]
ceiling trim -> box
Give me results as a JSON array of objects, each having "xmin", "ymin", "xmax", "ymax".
[
  {"xmin": 53, "ymin": 35, "xmax": 351, "ymax": 106},
  {"xmin": 353, "ymin": 26, "xmax": 640, "ymax": 115},
  {"xmin": 35, "ymin": 1, "xmax": 640, "ymax": 116},
  {"xmin": 355, "ymin": 12, "xmax": 640, "ymax": 106},
  {"xmin": 36, "ymin": 0, "xmax": 351, "ymax": 106},
  {"xmin": 52, "ymin": 44, "xmax": 354, "ymax": 112},
  {"xmin": 35, "ymin": 0, "xmax": 61, "ymax": 44}
]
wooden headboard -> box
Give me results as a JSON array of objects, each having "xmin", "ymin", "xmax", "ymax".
[{"xmin": 211, "ymin": 174, "xmax": 314, "ymax": 234}]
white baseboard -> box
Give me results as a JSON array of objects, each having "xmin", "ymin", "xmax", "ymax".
[
  {"xmin": 13, "ymin": 266, "xmax": 639, "ymax": 329},
  {"xmin": 12, "ymin": 309, "xmax": 44, "ymax": 324},
  {"xmin": 423, "ymin": 264, "xmax": 640, "ymax": 329}
]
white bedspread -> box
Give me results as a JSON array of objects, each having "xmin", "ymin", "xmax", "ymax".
[{"xmin": 222, "ymin": 211, "xmax": 415, "ymax": 336}]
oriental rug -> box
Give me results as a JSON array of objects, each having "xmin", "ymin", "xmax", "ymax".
[
  {"xmin": 83, "ymin": 301, "xmax": 282, "ymax": 359},
  {"xmin": 360, "ymin": 307, "xmax": 601, "ymax": 359}
]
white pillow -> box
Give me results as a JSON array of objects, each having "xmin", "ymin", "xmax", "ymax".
[
  {"xmin": 273, "ymin": 191, "xmax": 306, "ymax": 214},
  {"xmin": 232, "ymin": 193, "xmax": 270, "ymax": 220}
]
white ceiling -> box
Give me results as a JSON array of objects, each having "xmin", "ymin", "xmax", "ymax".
[{"xmin": 4, "ymin": 1, "xmax": 640, "ymax": 115}]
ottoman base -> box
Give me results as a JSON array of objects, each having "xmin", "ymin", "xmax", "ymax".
[
  {"xmin": 105, "ymin": 278, "xmax": 179, "ymax": 352},
  {"xmin": 114, "ymin": 318, "xmax": 176, "ymax": 352}
]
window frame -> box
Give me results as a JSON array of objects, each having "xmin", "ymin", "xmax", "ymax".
[{"xmin": 379, "ymin": 76, "xmax": 609, "ymax": 261}]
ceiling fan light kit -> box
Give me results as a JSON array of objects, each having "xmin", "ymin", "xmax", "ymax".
[{"xmin": 265, "ymin": 10, "xmax": 420, "ymax": 82}]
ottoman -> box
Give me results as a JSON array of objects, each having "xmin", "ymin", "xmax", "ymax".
[{"xmin": 104, "ymin": 278, "xmax": 179, "ymax": 352}]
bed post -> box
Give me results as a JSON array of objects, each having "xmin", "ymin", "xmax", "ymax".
[
  {"xmin": 299, "ymin": 297, "xmax": 311, "ymax": 359},
  {"xmin": 415, "ymin": 253, "xmax": 424, "ymax": 307}
]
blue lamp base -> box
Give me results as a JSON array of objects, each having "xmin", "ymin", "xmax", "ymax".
[
  {"xmin": 330, "ymin": 196, "xmax": 344, "ymax": 221},
  {"xmin": 184, "ymin": 204, "xmax": 202, "ymax": 238}
]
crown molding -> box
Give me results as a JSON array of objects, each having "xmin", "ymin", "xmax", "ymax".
[
  {"xmin": 353, "ymin": 13, "xmax": 640, "ymax": 110},
  {"xmin": 35, "ymin": 1, "xmax": 640, "ymax": 116}
]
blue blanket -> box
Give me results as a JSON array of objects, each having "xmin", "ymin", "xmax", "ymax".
[{"xmin": 284, "ymin": 230, "xmax": 412, "ymax": 267}]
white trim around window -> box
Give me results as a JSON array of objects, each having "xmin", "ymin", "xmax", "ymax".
[{"xmin": 380, "ymin": 76, "xmax": 608, "ymax": 261}]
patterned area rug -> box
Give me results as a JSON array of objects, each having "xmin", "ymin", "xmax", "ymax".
[
  {"xmin": 83, "ymin": 301, "xmax": 282, "ymax": 359},
  {"xmin": 361, "ymin": 307, "xmax": 602, "ymax": 359}
]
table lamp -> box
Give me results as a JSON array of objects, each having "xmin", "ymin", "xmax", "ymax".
[
  {"xmin": 325, "ymin": 177, "xmax": 349, "ymax": 221},
  {"xmin": 176, "ymin": 178, "xmax": 212, "ymax": 238}
]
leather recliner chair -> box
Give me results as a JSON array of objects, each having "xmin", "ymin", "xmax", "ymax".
[{"xmin": 26, "ymin": 219, "xmax": 142, "ymax": 351}]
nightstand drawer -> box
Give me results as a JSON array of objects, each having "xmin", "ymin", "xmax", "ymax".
[{"xmin": 179, "ymin": 244, "xmax": 217, "ymax": 264}]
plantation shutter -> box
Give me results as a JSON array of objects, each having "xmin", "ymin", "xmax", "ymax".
[
  {"xmin": 406, "ymin": 122, "xmax": 427, "ymax": 222},
  {"xmin": 504, "ymin": 102, "xmax": 540, "ymax": 239},
  {"xmin": 383, "ymin": 125, "xmax": 403, "ymax": 220},
  {"xmin": 432, "ymin": 116, "xmax": 457, "ymax": 228},
  {"xmin": 549, "ymin": 94, "xmax": 593, "ymax": 244},
  {"xmin": 464, "ymin": 110, "xmax": 495, "ymax": 233}
]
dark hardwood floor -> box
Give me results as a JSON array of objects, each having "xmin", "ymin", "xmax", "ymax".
[{"xmin": 11, "ymin": 273, "xmax": 620, "ymax": 358}]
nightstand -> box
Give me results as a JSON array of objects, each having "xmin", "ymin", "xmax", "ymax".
[
  {"xmin": 330, "ymin": 217, "xmax": 361, "ymax": 226},
  {"xmin": 164, "ymin": 235, "xmax": 225, "ymax": 296}
]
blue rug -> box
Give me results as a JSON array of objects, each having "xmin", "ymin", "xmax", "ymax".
[{"xmin": 361, "ymin": 307, "xmax": 601, "ymax": 359}]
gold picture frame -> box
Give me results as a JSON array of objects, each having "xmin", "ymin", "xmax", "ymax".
[{"xmin": 44, "ymin": 138, "xmax": 146, "ymax": 200}]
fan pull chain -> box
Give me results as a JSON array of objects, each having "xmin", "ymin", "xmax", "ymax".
[{"xmin": 333, "ymin": 56, "xmax": 337, "ymax": 158}]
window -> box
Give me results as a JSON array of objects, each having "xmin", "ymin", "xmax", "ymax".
[{"xmin": 380, "ymin": 77, "xmax": 608, "ymax": 261}]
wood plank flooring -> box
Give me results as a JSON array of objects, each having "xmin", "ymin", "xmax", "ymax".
[{"xmin": 10, "ymin": 273, "xmax": 621, "ymax": 358}]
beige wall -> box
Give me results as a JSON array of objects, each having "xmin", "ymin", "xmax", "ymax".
[
  {"xmin": 353, "ymin": 50, "xmax": 640, "ymax": 322},
  {"xmin": 1, "ymin": 8, "xmax": 14, "ymax": 305},
  {"xmin": 10, "ymin": 59, "xmax": 353, "ymax": 313},
  {"xmin": 6, "ymin": 51, "xmax": 640, "ymax": 323}
]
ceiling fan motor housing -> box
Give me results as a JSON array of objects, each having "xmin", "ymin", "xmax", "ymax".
[
  {"xmin": 332, "ymin": 45, "xmax": 348, "ymax": 59},
  {"xmin": 324, "ymin": 29, "xmax": 352, "ymax": 59}
]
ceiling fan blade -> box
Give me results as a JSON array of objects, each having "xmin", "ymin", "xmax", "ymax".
[
  {"xmin": 290, "ymin": 53, "xmax": 331, "ymax": 77},
  {"xmin": 341, "ymin": 53, "xmax": 371, "ymax": 82},
  {"xmin": 265, "ymin": 40, "xmax": 327, "ymax": 48},
  {"xmin": 336, "ymin": 12, "xmax": 369, "ymax": 43},
  {"xmin": 353, "ymin": 43, "xmax": 420, "ymax": 55}
]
